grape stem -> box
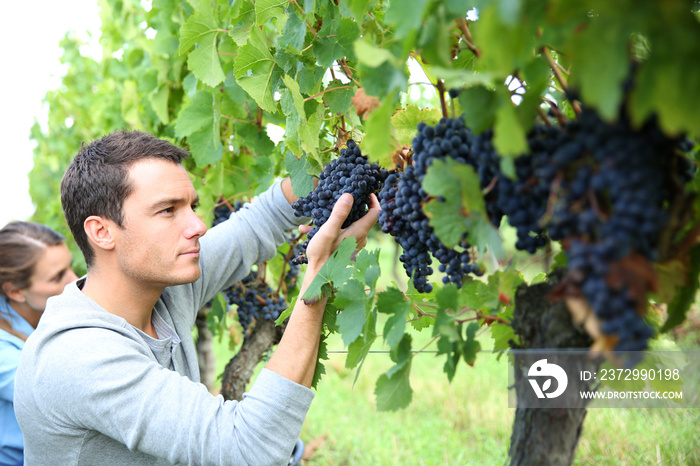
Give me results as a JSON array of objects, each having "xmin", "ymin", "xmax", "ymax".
[
  {"xmin": 455, "ymin": 18, "xmax": 480, "ymax": 57},
  {"xmin": 543, "ymin": 46, "xmax": 582, "ymax": 115},
  {"xmin": 543, "ymin": 47, "xmax": 568, "ymax": 91},
  {"xmin": 436, "ymin": 79, "xmax": 448, "ymax": 119},
  {"xmin": 542, "ymin": 98, "xmax": 568, "ymax": 126},
  {"xmin": 303, "ymin": 85, "xmax": 354, "ymax": 102},
  {"xmin": 537, "ymin": 107, "xmax": 553, "ymax": 126}
]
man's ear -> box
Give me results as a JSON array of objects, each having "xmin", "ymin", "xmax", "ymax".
[
  {"xmin": 84, "ymin": 216, "xmax": 117, "ymax": 252},
  {"xmin": 2, "ymin": 282, "xmax": 26, "ymax": 303}
]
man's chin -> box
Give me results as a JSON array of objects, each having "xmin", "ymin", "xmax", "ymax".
[{"xmin": 171, "ymin": 268, "xmax": 201, "ymax": 286}]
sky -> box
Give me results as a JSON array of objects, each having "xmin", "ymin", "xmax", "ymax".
[{"xmin": 0, "ymin": 0, "xmax": 102, "ymax": 226}]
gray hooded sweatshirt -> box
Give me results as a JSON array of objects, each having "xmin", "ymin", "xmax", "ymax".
[{"xmin": 14, "ymin": 181, "xmax": 314, "ymax": 465}]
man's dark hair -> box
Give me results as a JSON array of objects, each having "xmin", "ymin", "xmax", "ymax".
[{"xmin": 61, "ymin": 130, "xmax": 190, "ymax": 267}]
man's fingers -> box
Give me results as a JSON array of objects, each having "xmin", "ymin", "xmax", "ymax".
[
  {"xmin": 344, "ymin": 193, "xmax": 380, "ymax": 235},
  {"xmin": 318, "ymin": 193, "xmax": 354, "ymax": 236}
]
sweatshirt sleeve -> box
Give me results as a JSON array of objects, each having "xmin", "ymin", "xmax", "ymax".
[
  {"xmin": 30, "ymin": 328, "xmax": 314, "ymax": 465},
  {"xmin": 190, "ymin": 179, "xmax": 308, "ymax": 311}
]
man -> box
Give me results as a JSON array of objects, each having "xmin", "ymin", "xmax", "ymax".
[{"xmin": 14, "ymin": 130, "xmax": 379, "ymax": 465}]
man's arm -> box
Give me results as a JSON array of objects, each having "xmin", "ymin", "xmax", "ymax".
[
  {"xmin": 265, "ymin": 192, "xmax": 380, "ymax": 387},
  {"xmin": 190, "ymin": 179, "xmax": 306, "ymax": 311}
]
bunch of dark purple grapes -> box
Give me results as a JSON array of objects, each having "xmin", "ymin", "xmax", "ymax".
[
  {"xmin": 291, "ymin": 139, "xmax": 384, "ymax": 264},
  {"xmin": 377, "ymin": 117, "xmax": 484, "ymax": 293},
  {"xmin": 223, "ymin": 269, "xmax": 287, "ymax": 336}
]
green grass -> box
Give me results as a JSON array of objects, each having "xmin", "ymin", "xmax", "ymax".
[{"xmin": 212, "ymin": 327, "xmax": 700, "ymax": 465}]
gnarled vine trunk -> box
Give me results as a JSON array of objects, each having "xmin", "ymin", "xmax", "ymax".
[
  {"xmin": 220, "ymin": 319, "xmax": 286, "ymax": 401},
  {"xmin": 508, "ymin": 270, "xmax": 602, "ymax": 466}
]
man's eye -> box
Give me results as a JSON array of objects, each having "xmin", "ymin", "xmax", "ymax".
[
  {"xmin": 160, "ymin": 207, "xmax": 175, "ymax": 214},
  {"xmin": 191, "ymin": 203, "xmax": 199, "ymax": 212}
]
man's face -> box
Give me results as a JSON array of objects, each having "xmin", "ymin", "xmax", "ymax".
[{"xmin": 115, "ymin": 159, "xmax": 207, "ymax": 288}]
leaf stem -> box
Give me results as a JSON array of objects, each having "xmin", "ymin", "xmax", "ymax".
[
  {"xmin": 436, "ymin": 79, "xmax": 448, "ymax": 119},
  {"xmin": 290, "ymin": 0, "xmax": 321, "ymax": 39},
  {"xmin": 543, "ymin": 47, "xmax": 568, "ymax": 91},
  {"xmin": 304, "ymin": 85, "xmax": 354, "ymax": 102},
  {"xmin": 455, "ymin": 18, "xmax": 480, "ymax": 57}
]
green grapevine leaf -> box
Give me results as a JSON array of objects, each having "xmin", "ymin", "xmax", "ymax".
[
  {"xmin": 311, "ymin": 336, "xmax": 328, "ymax": 389},
  {"xmin": 384, "ymin": 0, "xmax": 430, "ymax": 38},
  {"xmin": 255, "ymin": 0, "xmax": 286, "ymax": 25},
  {"xmin": 280, "ymin": 12, "xmax": 307, "ymax": 53},
  {"xmin": 661, "ymin": 244, "xmax": 700, "ymax": 332},
  {"xmin": 377, "ymin": 288, "xmax": 411, "ymax": 350},
  {"xmin": 391, "ymin": 105, "xmax": 442, "ymax": 147},
  {"xmin": 470, "ymin": 3, "xmax": 539, "ymax": 77},
  {"xmin": 375, "ymin": 362, "xmax": 412, "ymax": 411},
  {"xmin": 205, "ymin": 292, "xmax": 228, "ymax": 339},
  {"xmin": 417, "ymin": 5, "xmax": 452, "ymax": 67},
  {"xmin": 234, "ymin": 26, "xmax": 282, "ymax": 113},
  {"xmin": 322, "ymin": 80, "xmax": 355, "ymax": 115},
  {"xmin": 301, "ymin": 238, "xmax": 356, "ymax": 303},
  {"xmin": 174, "ymin": 91, "xmax": 214, "ymax": 137},
  {"xmin": 179, "ymin": 12, "xmax": 226, "ymax": 87},
  {"xmin": 149, "ymin": 84, "xmax": 170, "ymax": 124},
  {"xmin": 493, "ymin": 98, "xmax": 528, "ymax": 156},
  {"xmin": 375, "ymin": 335, "xmax": 413, "ymax": 411},
  {"xmin": 459, "ymin": 86, "xmax": 498, "ymax": 134},
  {"xmin": 461, "ymin": 276, "xmax": 499, "ymax": 312},
  {"xmin": 122, "ymin": 80, "xmax": 142, "ymax": 129},
  {"xmin": 568, "ymin": 18, "xmax": 631, "ymax": 121},
  {"xmin": 346, "ymin": 319, "xmax": 377, "ymax": 369},
  {"xmin": 490, "ymin": 322, "xmax": 516, "ymax": 354},
  {"xmin": 282, "ymin": 75, "xmax": 319, "ymax": 158},
  {"xmin": 352, "ymin": 248, "xmax": 381, "ymax": 293},
  {"xmin": 313, "ymin": 17, "xmax": 360, "ymax": 67},
  {"xmin": 335, "ymin": 278, "xmax": 368, "ymax": 347},
  {"xmin": 362, "ymin": 92, "xmax": 398, "ymax": 166},
  {"xmin": 285, "ymin": 152, "xmax": 315, "ymax": 198},
  {"xmin": 354, "ymin": 39, "xmax": 401, "ymax": 68},
  {"xmin": 439, "ymin": 340, "xmax": 460, "ymax": 381},
  {"xmin": 341, "ymin": 0, "xmax": 373, "ymax": 22},
  {"xmin": 235, "ymin": 123, "xmax": 275, "ymax": 156},
  {"xmin": 229, "ymin": 0, "xmax": 255, "ymax": 45},
  {"xmin": 462, "ymin": 322, "xmax": 481, "ymax": 365},
  {"xmin": 423, "ymin": 158, "xmax": 502, "ymax": 257}
]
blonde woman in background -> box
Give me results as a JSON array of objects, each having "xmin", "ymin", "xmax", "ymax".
[{"xmin": 0, "ymin": 221, "xmax": 77, "ymax": 466}]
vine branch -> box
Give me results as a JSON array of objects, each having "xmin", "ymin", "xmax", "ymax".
[
  {"xmin": 304, "ymin": 85, "xmax": 354, "ymax": 102},
  {"xmin": 455, "ymin": 18, "xmax": 480, "ymax": 57}
]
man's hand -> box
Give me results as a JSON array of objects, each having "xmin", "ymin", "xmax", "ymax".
[
  {"xmin": 267, "ymin": 192, "xmax": 379, "ymax": 388},
  {"xmin": 301, "ymin": 192, "xmax": 380, "ymax": 268}
]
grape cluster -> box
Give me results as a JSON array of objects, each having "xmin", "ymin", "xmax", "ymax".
[
  {"xmin": 291, "ymin": 139, "xmax": 384, "ymax": 264},
  {"xmin": 467, "ymin": 106, "xmax": 688, "ymax": 352},
  {"xmin": 223, "ymin": 270, "xmax": 287, "ymax": 336},
  {"xmin": 284, "ymin": 237, "xmax": 305, "ymax": 287},
  {"xmin": 377, "ymin": 117, "xmax": 483, "ymax": 292},
  {"xmin": 212, "ymin": 200, "xmax": 245, "ymax": 227},
  {"xmin": 541, "ymin": 108, "xmax": 684, "ymax": 351}
]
